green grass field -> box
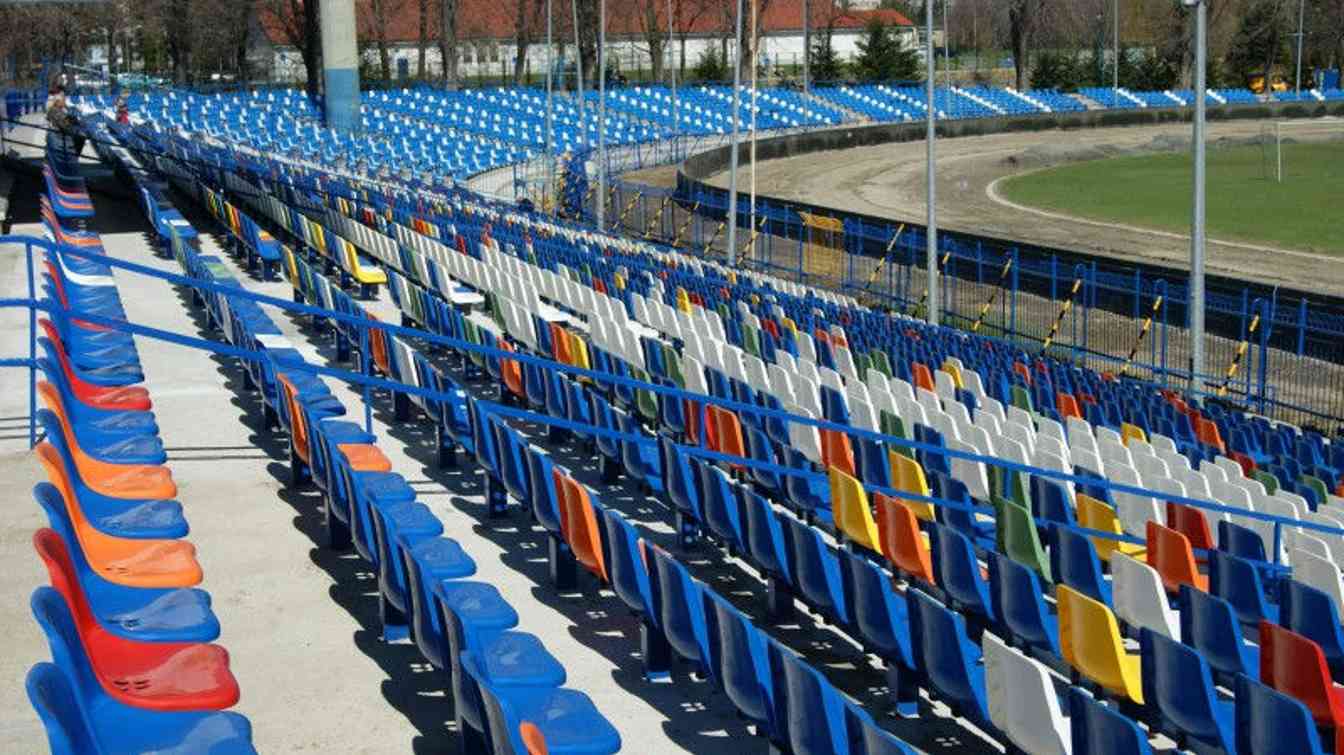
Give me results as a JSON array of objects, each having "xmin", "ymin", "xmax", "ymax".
[{"xmin": 999, "ymin": 140, "xmax": 1344, "ymax": 254}]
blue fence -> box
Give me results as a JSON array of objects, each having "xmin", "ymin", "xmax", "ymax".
[{"xmin": 600, "ymin": 173, "xmax": 1344, "ymax": 430}]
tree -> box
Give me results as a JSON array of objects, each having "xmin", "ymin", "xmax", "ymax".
[
  {"xmin": 417, "ymin": 0, "xmax": 431, "ymax": 78},
  {"xmin": 512, "ymin": 0, "xmax": 545, "ymax": 83},
  {"xmin": 637, "ymin": 0, "xmax": 668, "ymax": 83},
  {"xmin": 691, "ymin": 45, "xmax": 727, "ymax": 82},
  {"xmin": 1030, "ymin": 50, "xmax": 1081, "ymax": 91},
  {"xmin": 1226, "ymin": 0, "xmax": 1290, "ymax": 84},
  {"xmin": 809, "ymin": 28, "xmax": 843, "ymax": 82},
  {"xmin": 364, "ymin": 0, "xmax": 399, "ymax": 81},
  {"xmin": 440, "ymin": 0, "xmax": 460, "ymax": 88},
  {"xmin": 1007, "ymin": 0, "xmax": 1044, "ymax": 90},
  {"xmin": 852, "ymin": 20, "xmax": 919, "ymax": 81},
  {"xmin": 261, "ymin": 0, "xmax": 322, "ymax": 97}
]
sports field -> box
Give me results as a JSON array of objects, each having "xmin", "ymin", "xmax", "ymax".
[{"xmin": 998, "ymin": 140, "xmax": 1344, "ymax": 254}]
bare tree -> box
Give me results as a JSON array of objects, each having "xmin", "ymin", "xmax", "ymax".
[
  {"xmin": 675, "ymin": 0, "xmax": 716, "ymax": 77},
  {"xmin": 417, "ymin": 0, "xmax": 431, "ymax": 78},
  {"xmin": 440, "ymin": 0, "xmax": 460, "ymax": 88},
  {"xmin": 636, "ymin": 0, "xmax": 669, "ymax": 81},
  {"xmin": 512, "ymin": 0, "xmax": 546, "ymax": 82},
  {"xmin": 1007, "ymin": 0, "xmax": 1044, "ymax": 90},
  {"xmin": 261, "ymin": 0, "xmax": 322, "ymax": 96}
]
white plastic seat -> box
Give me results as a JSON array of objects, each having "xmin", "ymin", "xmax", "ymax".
[
  {"xmin": 1150, "ymin": 433, "xmax": 1178, "ymax": 455},
  {"xmin": 1109, "ymin": 464, "xmax": 1163, "ymax": 538},
  {"xmin": 1111, "ymin": 553, "xmax": 1179, "ymax": 638},
  {"xmin": 1006, "ymin": 405, "xmax": 1035, "ymax": 434},
  {"xmin": 849, "ymin": 398, "xmax": 879, "ymax": 432},
  {"xmin": 1200, "ymin": 461, "xmax": 1229, "ymax": 485},
  {"xmin": 1073, "ymin": 448, "xmax": 1105, "ymax": 478},
  {"xmin": 934, "ymin": 370, "xmax": 958, "ymax": 404},
  {"xmin": 1292, "ymin": 534, "xmax": 1336, "ymax": 568},
  {"xmin": 1095, "ymin": 425, "xmax": 1123, "ymax": 447},
  {"xmin": 788, "ymin": 403, "xmax": 825, "ymax": 465},
  {"xmin": 984, "ymin": 633, "xmax": 1072, "ymax": 755},
  {"xmin": 1037, "ymin": 417, "xmax": 1067, "ymax": 448},
  {"xmin": 949, "ymin": 438, "xmax": 991, "ymax": 501},
  {"xmin": 887, "ymin": 376, "xmax": 915, "ymax": 405},
  {"xmin": 1301, "ymin": 512, "xmax": 1344, "ymax": 565},
  {"xmin": 1003, "ymin": 420, "xmax": 1036, "ymax": 458},
  {"xmin": 1294, "ymin": 548, "xmax": 1344, "ymax": 620}
]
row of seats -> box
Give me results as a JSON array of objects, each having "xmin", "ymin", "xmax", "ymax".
[{"xmin": 25, "ymin": 131, "xmax": 256, "ymax": 754}]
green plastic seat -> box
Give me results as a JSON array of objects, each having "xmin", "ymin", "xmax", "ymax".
[
  {"xmin": 1011, "ymin": 385, "xmax": 1034, "ymax": 413},
  {"xmin": 996, "ymin": 496, "xmax": 1052, "ymax": 582},
  {"xmin": 880, "ymin": 410, "xmax": 909, "ymax": 445},
  {"xmin": 634, "ymin": 370, "xmax": 659, "ymax": 424},
  {"xmin": 1253, "ymin": 469, "xmax": 1279, "ymax": 495},
  {"xmin": 741, "ymin": 327, "xmax": 760, "ymax": 359},
  {"xmin": 1301, "ymin": 474, "xmax": 1329, "ymax": 506},
  {"xmin": 664, "ymin": 346, "xmax": 686, "ymax": 388},
  {"xmin": 871, "ymin": 350, "xmax": 892, "ymax": 378}
]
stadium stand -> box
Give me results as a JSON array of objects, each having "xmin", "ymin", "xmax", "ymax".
[{"xmin": 11, "ymin": 72, "xmax": 1341, "ymax": 752}]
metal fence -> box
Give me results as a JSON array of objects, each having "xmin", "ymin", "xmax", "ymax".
[{"xmin": 598, "ymin": 174, "xmax": 1344, "ymax": 431}]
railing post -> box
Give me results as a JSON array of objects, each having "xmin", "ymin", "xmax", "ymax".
[
  {"xmin": 26, "ymin": 239, "xmax": 36, "ymax": 448},
  {"xmin": 359, "ymin": 324, "xmax": 373, "ymax": 435},
  {"xmin": 1010, "ymin": 248, "xmax": 1019, "ymax": 339}
]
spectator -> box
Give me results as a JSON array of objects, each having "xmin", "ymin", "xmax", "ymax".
[
  {"xmin": 45, "ymin": 84, "xmax": 85, "ymax": 158},
  {"xmin": 115, "ymin": 93, "xmax": 130, "ymax": 125}
]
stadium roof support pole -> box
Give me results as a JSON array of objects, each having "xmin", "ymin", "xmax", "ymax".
[
  {"xmin": 596, "ymin": 0, "xmax": 607, "ymax": 232},
  {"xmin": 545, "ymin": 0, "xmax": 554, "ymax": 208},
  {"xmin": 1189, "ymin": 0, "xmax": 1207, "ymax": 390},
  {"xmin": 726, "ymin": 0, "xmax": 745, "ymax": 267},
  {"xmin": 925, "ymin": 0, "xmax": 939, "ymax": 326},
  {"xmin": 320, "ymin": 0, "xmax": 360, "ymax": 134}
]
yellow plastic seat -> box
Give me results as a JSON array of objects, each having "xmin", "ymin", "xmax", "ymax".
[
  {"xmin": 306, "ymin": 219, "xmax": 327, "ymax": 257},
  {"xmin": 341, "ymin": 239, "xmax": 387, "ymax": 286},
  {"xmin": 282, "ymin": 244, "xmax": 299, "ymax": 284},
  {"xmin": 1121, "ymin": 423, "xmax": 1147, "ymax": 446},
  {"xmin": 888, "ymin": 451, "xmax": 934, "ymax": 521},
  {"xmin": 940, "ymin": 361, "xmax": 964, "ymax": 389},
  {"xmin": 1057, "ymin": 585, "xmax": 1144, "ymax": 704},
  {"xmin": 570, "ymin": 333, "xmax": 591, "ymax": 371},
  {"xmin": 675, "ymin": 288, "xmax": 691, "ymax": 313},
  {"xmin": 829, "ymin": 467, "xmax": 881, "ymax": 552},
  {"xmin": 1076, "ymin": 494, "xmax": 1145, "ymax": 561}
]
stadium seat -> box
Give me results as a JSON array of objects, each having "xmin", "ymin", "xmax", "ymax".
[
  {"xmin": 1179, "ymin": 584, "xmax": 1258, "ymax": 685},
  {"xmin": 988, "ymin": 551, "xmax": 1062, "ymax": 658},
  {"xmin": 983, "ymin": 632, "xmax": 1070, "ymax": 755},
  {"xmin": 830, "ymin": 467, "xmax": 881, "ymax": 553},
  {"xmin": 997, "ymin": 496, "xmax": 1052, "ymax": 582},
  {"xmin": 874, "ymin": 493, "xmax": 933, "ymax": 586},
  {"xmin": 703, "ymin": 591, "xmax": 783, "ymax": 744},
  {"xmin": 783, "ymin": 514, "xmax": 849, "ymax": 624},
  {"xmin": 1067, "ymin": 688, "xmax": 1152, "ymax": 755},
  {"xmin": 1057, "ymin": 584, "xmax": 1143, "ymax": 704},
  {"xmin": 839, "ymin": 550, "xmax": 918, "ymax": 715},
  {"xmin": 1281, "ymin": 579, "xmax": 1344, "ymax": 681},
  {"xmin": 1051, "ymin": 524, "xmax": 1111, "ymax": 606},
  {"xmin": 1235, "ymin": 674, "xmax": 1327, "ymax": 755},
  {"xmin": 1207, "ymin": 549, "xmax": 1278, "ymax": 627},
  {"xmin": 907, "ymin": 589, "xmax": 996, "ymax": 732},
  {"xmin": 1110, "ymin": 552, "xmax": 1178, "ymax": 639},
  {"xmin": 929, "ymin": 522, "xmax": 995, "ymax": 626},
  {"xmin": 1146, "ymin": 521, "xmax": 1207, "ymax": 594},
  {"xmin": 1139, "ymin": 628, "xmax": 1234, "ymax": 754},
  {"xmin": 1259, "ymin": 621, "xmax": 1344, "ymax": 754},
  {"xmin": 646, "ymin": 544, "xmax": 711, "ymax": 676}
]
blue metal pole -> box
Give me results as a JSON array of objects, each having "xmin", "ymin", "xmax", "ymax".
[{"xmin": 26, "ymin": 240, "xmax": 35, "ymax": 448}]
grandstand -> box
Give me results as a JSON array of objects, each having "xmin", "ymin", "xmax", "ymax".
[{"xmin": 6, "ymin": 44, "xmax": 1344, "ymax": 755}]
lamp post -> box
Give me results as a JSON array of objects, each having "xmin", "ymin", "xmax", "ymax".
[
  {"xmin": 726, "ymin": 0, "xmax": 744, "ymax": 267},
  {"xmin": 1295, "ymin": 0, "xmax": 1306, "ymax": 96},
  {"xmin": 1184, "ymin": 0, "xmax": 1207, "ymax": 391},
  {"xmin": 596, "ymin": 0, "xmax": 606, "ymax": 231},
  {"xmin": 925, "ymin": 0, "xmax": 938, "ymax": 326}
]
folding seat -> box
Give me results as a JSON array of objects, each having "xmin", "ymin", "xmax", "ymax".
[
  {"xmin": 1177, "ymin": 585, "xmax": 1257, "ymax": 686},
  {"xmin": 838, "ymin": 550, "xmax": 918, "ymax": 716},
  {"xmin": 646, "ymin": 544, "xmax": 711, "ymax": 676},
  {"xmin": 874, "ymin": 493, "xmax": 934, "ymax": 586},
  {"xmin": 929, "ymin": 522, "xmax": 995, "ymax": 627},
  {"xmin": 457, "ymin": 650, "xmax": 620, "ymax": 755},
  {"xmin": 1139, "ymin": 629, "xmax": 1234, "ymax": 755},
  {"xmin": 1052, "ymin": 525, "xmax": 1111, "ymax": 606},
  {"xmin": 659, "ymin": 435, "xmax": 703, "ymax": 547},
  {"xmin": 1293, "ymin": 547, "xmax": 1344, "ymax": 619},
  {"xmin": 1278, "ymin": 579, "xmax": 1344, "ymax": 685},
  {"xmin": 1259, "ymin": 621, "xmax": 1344, "ymax": 754},
  {"xmin": 600, "ymin": 508, "xmax": 670, "ymax": 678},
  {"xmin": 702, "ymin": 591, "xmax": 784, "ymax": 745},
  {"xmin": 699, "ymin": 461, "xmax": 746, "ymax": 553},
  {"xmin": 1067, "ymin": 688, "xmax": 1151, "ymax": 754},
  {"xmin": 1110, "ymin": 552, "xmax": 1178, "ymax": 639},
  {"xmin": 842, "ymin": 699, "xmax": 920, "ymax": 755},
  {"xmin": 1146, "ymin": 521, "xmax": 1206, "ymax": 594},
  {"xmin": 1057, "ymin": 584, "xmax": 1144, "ymax": 704},
  {"xmin": 983, "ymin": 633, "xmax": 1070, "ymax": 755},
  {"xmin": 829, "ymin": 467, "xmax": 881, "ymax": 554},
  {"xmin": 1235, "ymin": 674, "xmax": 1328, "ymax": 755},
  {"xmin": 907, "ymin": 589, "xmax": 997, "ymax": 732},
  {"xmin": 30, "ymin": 584, "xmax": 239, "ymax": 712},
  {"xmin": 397, "ymin": 535, "xmax": 477, "ymax": 673},
  {"xmin": 996, "ymin": 496, "xmax": 1052, "ymax": 582}
]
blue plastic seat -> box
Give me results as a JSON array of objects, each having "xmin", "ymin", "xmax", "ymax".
[
  {"xmin": 524, "ymin": 444, "xmax": 563, "ymax": 535},
  {"xmin": 703, "ymin": 590, "xmax": 782, "ymax": 743},
  {"xmin": 458, "ymin": 651, "xmax": 620, "ymax": 755},
  {"xmin": 492, "ymin": 419, "xmax": 531, "ymax": 506},
  {"xmin": 743, "ymin": 491, "xmax": 795, "ymax": 618},
  {"xmin": 1068, "ymin": 688, "xmax": 1153, "ymax": 755},
  {"xmin": 660, "ymin": 434, "xmax": 703, "ymax": 546},
  {"xmin": 397, "ymin": 535, "xmax": 477, "ymax": 671},
  {"xmin": 1051, "ymin": 524, "xmax": 1111, "ymax": 606},
  {"xmin": 772, "ymin": 642, "xmax": 850, "ymax": 755},
  {"xmin": 841, "ymin": 701, "xmax": 919, "ymax": 755},
  {"xmin": 1032, "ymin": 476, "xmax": 1077, "ymax": 526},
  {"xmin": 1178, "ymin": 584, "xmax": 1259, "ymax": 683},
  {"xmin": 930, "ymin": 471, "xmax": 995, "ymax": 546},
  {"xmin": 1281, "ymin": 579, "xmax": 1344, "ymax": 681},
  {"xmin": 1140, "ymin": 628, "xmax": 1235, "ymax": 755},
  {"xmin": 699, "ymin": 460, "xmax": 745, "ymax": 552},
  {"xmin": 929, "ymin": 522, "xmax": 996, "ymax": 626},
  {"xmin": 838, "ymin": 550, "xmax": 918, "ymax": 716},
  {"xmin": 647, "ymin": 544, "xmax": 711, "ymax": 676},
  {"xmin": 1216, "ymin": 519, "xmax": 1267, "ymax": 562},
  {"xmin": 784, "ymin": 449, "xmax": 832, "ymax": 525},
  {"xmin": 27, "ymin": 661, "xmax": 256, "ymax": 755},
  {"xmin": 745, "ymin": 425, "xmax": 780, "ymax": 491},
  {"xmin": 1235, "ymin": 674, "xmax": 1327, "ymax": 755},
  {"xmin": 988, "ymin": 551, "xmax": 1061, "ymax": 658},
  {"xmin": 1207, "ymin": 549, "xmax": 1278, "ymax": 627},
  {"xmin": 907, "ymin": 588, "xmax": 995, "ymax": 730},
  {"xmin": 618, "ymin": 410, "xmax": 663, "ymax": 493},
  {"xmin": 782, "ymin": 514, "xmax": 849, "ymax": 625}
]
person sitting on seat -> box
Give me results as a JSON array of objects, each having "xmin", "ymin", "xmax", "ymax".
[{"xmin": 45, "ymin": 85, "xmax": 85, "ymax": 159}]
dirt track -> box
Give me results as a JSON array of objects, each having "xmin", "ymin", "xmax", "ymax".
[{"xmin": 685, "ymin": 118, "xmax": 1344, "ymax": 296}]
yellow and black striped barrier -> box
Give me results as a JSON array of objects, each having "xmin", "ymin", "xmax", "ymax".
[
  {"xmin": 916, "ymin": 251, "xmax": 952, "ymax": 308},
  {"xmin": 860, "ymin": 225, "xmax": 907, "ymax": 297},
  {"xmin": 617, "ymin": 190, "xmax": 642, "ymax": 226},
  {"xmin": 1217, "ymin": 313, "xmax": 1261, "ymax": 397},
  {"xmin": 1041, "ymin": 277, "xmax": 1085, "ymax": 352},
  {"xmin": 740, "ymin": 215, "xmax": 768, "ymax": 260},
  {"xmin": 702, "ymin": 219, "xmax": 727, "ymax": 257},
  {"xmin": 970, "ymin": 257, "xmax": 1015, "ymax": 333},
  {"xmin": 645, "ymin": 196, "xmax": 672, "ymax": 238},
  {"xmin": 672, "ymin": 202, "xmax": 700, "ymax": 247},
  {"xmin": 1118, "ymin": 295, "xmax": 1165, "ymax": 377}
]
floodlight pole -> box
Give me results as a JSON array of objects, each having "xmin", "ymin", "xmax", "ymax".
[
  {"xmin": 802, "ymin": 0, "xmax": 810, "ymax": 91},
  {"xmin": 1295, "ymin": 0, "xmax": 1306, "ymax": 96},
  {"xmin": 545, "ymin": 0, "xmax": 554, "ymax": 207},
  {"xmin": 596, "ymin": 0, "xmax": 607, "ymax": 232},
  {"xmin": 925, "ymin": 0, "xmax": 939, "ymax": 326},
  {"xmin": 1189, "ymin": 0, "xmax": 1208, "ymax": 392},
  {"xmin": 726, "ymin": 0, "xmax": 745, "ymax": 267},
  {"xmin": 1113, "ymin": 0, "xmax": 1119, "ymax": 102},
  {"xmin": 668, "ymin": 0, "xmax": 679, "ymax": 158}
]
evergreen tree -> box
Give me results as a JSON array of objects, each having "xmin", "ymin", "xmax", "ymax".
[
  {"xmin": 691, "ymin": 46, "xmax": 727, "ymax": 83},
  {"xmin": 852, "ymin": 20, "xmax": 920, "ymax": 82},
  {"xmin": 1225, "ymin": 0, "xmax": 1290, "ymax": 84},
  {"xmin": 1030, "ymin": 50, "xmax": 1082, "ymax": 91},
  {"xmin": 809, "ymin": 29, "xmax": 843, "ymax": 83}
]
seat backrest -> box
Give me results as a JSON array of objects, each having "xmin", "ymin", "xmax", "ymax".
[
  {"xmin": 988, "ymin": 551, "xmax": 1060, "ymax": 657},
  {"xmin": 25, "ymin": 662, "xmax": 99, "ymax": 755},
  {"xmin": 601, "ymin": 508, "xmax": 652, "ymax": 617},
  {"xmin": 1052, "ymin": 524, "xmax": 1109, "ymax": 605},
  {"xmin": 1178, "ymin": 584, "xmax": 1253, "ymax": 678},
  {"xmin": 929, "ymin": 521, "xmax": 992, "ymax": 619},
  {"xmin": 560, "ymin": 476, "xmax": 607, "ymax": 581},
  {"xmin": 888, "ymin": 452, "xmax": 933, "ymax": 521},
  {"xmin": 774, "ymin": 644, "xmax": 848, "ymax": 755},
  {"xmin": 1056, "ymin": 584, "xmax": 1143, "ymax": 704},
  {"xmin": 874, "ymin": 493, "xmax": 933, "ymax": 585},
  {"xmin": 1146, "ymin": 521, "xmax": 1202, "ymax": 594},
  {"xmin": 830, "ymin": 467, "xmax": 880, "ymax": 552},
  {"xmin": 983, "ymin": 632, "xmax": 1070, "ymax": 755},
  {"xmin": 1110, "ymin": 552, "xmax": 1178, "ymax": 638},
  {"xmin": 1293, "ymin": 548, "xmax": 1344, "ymax": 619},
  {"xmin": 703, "ymin": 590, "xmax": 775, "ymax": 730},
  {"xmin": 1139, "ymin": 628, "xmax": 1233, "ymax": 752},
  {"xmin": 28, "ymin": 587, "xmax": 102, "ymax": 711},
  {"xmin": 1068, "ymin": 688, "xmax": 1152, "ymax": 755},
  {"xmin": 997, "ymin": 497, "xmax": 1051, "ymax": 582},
  {"xmin": 1281, "ymin": 579, "xmax": 1344, "ymax": 668},
  {"xmin": 1235, "ymin": 674, "xmax": 1327, "ymax": 755},
  {"xmin": 648, "ymin": 545, "xmax": 710, "ymax": 667},
  {"xmin": 1260, "ymin": 620, "xmax": 1343, "ymax": 728},
  {"xmin": 907, "ymin": 589, "xmax": 988, "ymax": 721}
]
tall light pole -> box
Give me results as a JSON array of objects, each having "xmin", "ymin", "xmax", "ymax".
[
  {"xmin": 668, "ymin": 0, "xmax": 679, "ymax": 157},
  {"xmin": 1186, "ymin": 0, "xmax": 1207, "ymax": 391},
  {"xmin": 596, "ymin": 0, "xmax": 607, "ymax": 231},
  {"xmin": 1113, "ymin": 0, "xmax": 1120, "ymax": 102},
  {"xmin": 802, "ymin": 0, "xmax": 810, "ymax": 91},
  {"xmin": 1295, "ymin": 0, "xmax": 1306, "ymax": 96},
  {"xmin": 925, "ymin": 0, "xmax": 938, "ymax": 326},
  {"xmin": 726, "ymin": 0, "xmax": 745, "ymax": 267},
  {"xmin": 545, "ymin": 0, "xmax": 554, "ymax": 208}
]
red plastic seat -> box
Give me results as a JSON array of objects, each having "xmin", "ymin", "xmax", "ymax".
[
  {"xmin": 1147, "ymin": 521, "xmax": 1208, "ymax": 594},
  {"xmin": 39, "ymin": 321, "xmax": 151, "ymax": 411},
  {"xmin": 1166, "ymin": 503, "xmax": 1215, "ymax": 561},
  {"xmin": 1012, "ymin": 362, "xmax": 1032, "ymax": 387},
  {"xmin": 1056, "ymin": 392, "xmax": 1083, "ymax": 420},
  {"xmin": 1260, "ymin": 621, "xmax": 1344, "ymax": 755},
  {"xmin": 911, "ymin": 363, "xmax": 935, "ymax": 393},
  {"xmin": 1229, "ymin": 451, "xmax": 1257, "ymax": 478}
]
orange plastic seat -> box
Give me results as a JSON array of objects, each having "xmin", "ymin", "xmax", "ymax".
[
  {"xmin": 276, "ymin": 374, "xmax": 313, "ymax": 465},
  {"xmin": 820, "ymin": 429, "xmax": 855, "ymax": 476},
  {"xmin": 911, "ymin": 363, "xmax": 935, "ymax": 393},
  {"xmin": 559, "ymin": 476, "xmax": 607, "ymax": 582},
  {"xmin": 707, "ymin": 406, "xmax": 745, "ymax": 462},
  {"xmin": 1194, "ymin": 418, "xmax": 1225, "ymax": 454},
  {"xmin": 1056, "ymin": 392, "xmax": 1082, "ymax": 421},
  {"xmin": 498, "ymin": 341, "xmax": 526, "ymax": 400},
  {"xmin": 39, "ymin": 384, "xmax": 174, "ymax": 501},
  {"xmin": 875, "ymin": 493, "xmax": 934, "ymax": 585},
  {"xmin": 337, "ymin": 443, "xmax": 392, "ymax": 472},
  {"xmin": 36, "ymin": 444, "xmax": 203, "ymax": 588},
  {"xmin": 551, "ymin": 324, "xmax": 573, "ymax": 365},
  {"xmin": 1146, "ymin": 521, "xmax": 1207, "ymax": 594},
  {"xmin": 1012, "ymin": 361, "xmax": 1033, "ymax": 387},
  {"xmin": 1166, "ymin": 502, "xmax": 1215, "ymax": 560},
  {"xmin": 367, "ymin": 317, "xmax": 391, "ymax": 376}
]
